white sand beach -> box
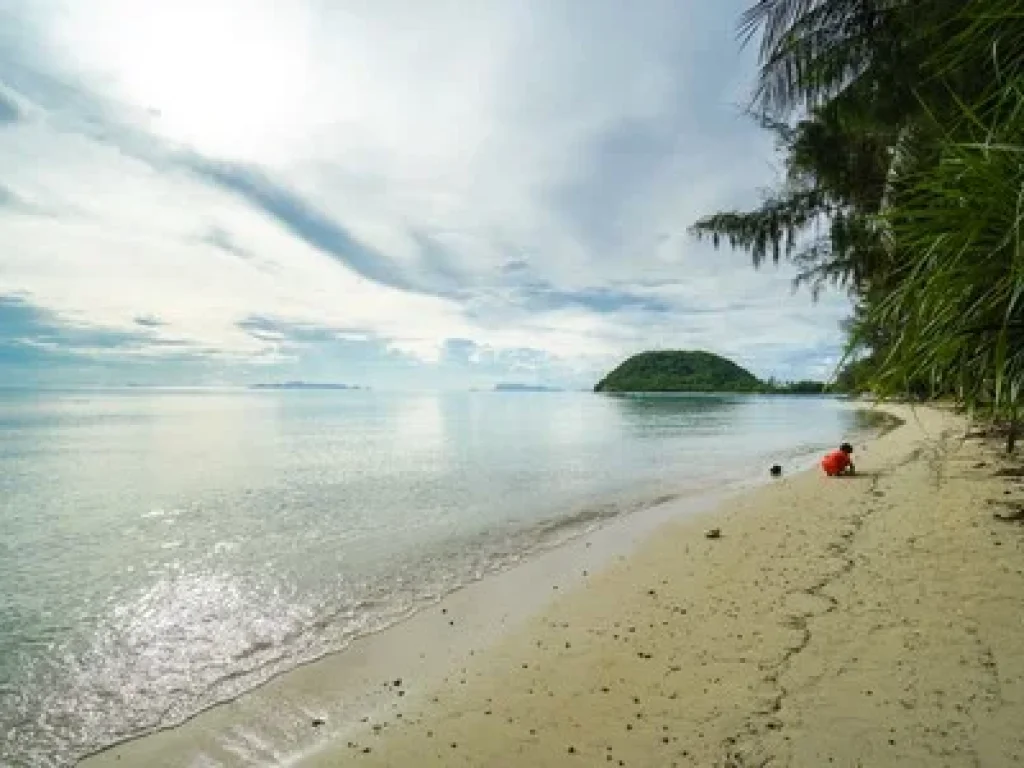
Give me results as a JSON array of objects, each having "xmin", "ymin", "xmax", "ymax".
[{"xmin": 84, "ymin": 405, "xmax": 1024, "ymax": 767}]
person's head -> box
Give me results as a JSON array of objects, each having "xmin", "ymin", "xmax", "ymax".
[{"xmin": 840, "ymin": 442, "xmax": 854, "ymax": 455}]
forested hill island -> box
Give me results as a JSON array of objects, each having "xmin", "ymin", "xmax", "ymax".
[{"xmin": 593, "ymin": 351, "xmax": 827, "ymax": 394}]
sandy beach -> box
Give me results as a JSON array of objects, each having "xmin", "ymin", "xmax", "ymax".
[
  {"xmin": 294, "ymin": 404, "xmax": 1023, "ymax": 767},
  {"xmin": 82, "ymin": 404, "xmax": 1024, "ymax": 767}
]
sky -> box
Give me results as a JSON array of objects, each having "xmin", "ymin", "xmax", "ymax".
[{"xmin": 0, "ymin": 0, "xmax": 851, "ymax": 390}]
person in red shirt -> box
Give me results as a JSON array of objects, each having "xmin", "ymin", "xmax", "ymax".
[{"xmin": 821, "ymin": 442, "xmax": 855, "ymax": 476}]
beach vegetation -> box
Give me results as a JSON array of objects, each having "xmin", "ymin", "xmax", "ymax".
[
  {"xmin": 594, "ymin": 351, "xmax": 829, "ymax": 394},
  {"xmin": 692, "ymin": 0, "xmax": 1024, "ymax": 450}
]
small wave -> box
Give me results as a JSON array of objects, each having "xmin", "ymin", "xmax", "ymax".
[
  {"xmin": 531, "ymin": 490, "xmax": 682, "ymax": 542},
  {"xmin": 231, "ymin": 639, "xmax": 274, "ymax": 662}
]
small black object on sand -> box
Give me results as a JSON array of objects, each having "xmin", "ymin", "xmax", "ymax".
[
  {"xmin": 770, "ymin": 464, "xmax": 782, "ymax": 477},
  {"xmin": 705, "ymin": 528, "xmax": 721, "ymax": 539}
]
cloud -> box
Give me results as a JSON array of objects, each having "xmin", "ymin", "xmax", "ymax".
[
  {"xmin": 183, "ymin": 157, "xmax": 442, "ymax": 295},
  {"xmin": 0, "ymin": 89, "xmax": 20, "ymax": 125},
  {"xmin": 500, "ymin": 259, "xmax": 530, "ymax": 274},
  {"xmin": 0, "ymin": 184, "xmax": 22, "ymax": 208},
  {"xmin": 0, "ymin": 0, "xmax": 852, "ymax": 388},
  {"xmin": 0, "ymin": 294, "xmax": 189, "ymax": 374},
  {"xmin": 237, "ymin": 315, "xmax": 368, "ymax": 345},
  {"xmin": 201, "ymin": 226, "xmax": 252, "ymax": 261},
  {"xmin": 515, "ymin": 283, "xmax": 674, "ymax": 314}
]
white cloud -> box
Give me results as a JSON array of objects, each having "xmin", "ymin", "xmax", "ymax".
[{"xmin": 0, "ymin": 0, "xmax": 851, "ymax": 386}]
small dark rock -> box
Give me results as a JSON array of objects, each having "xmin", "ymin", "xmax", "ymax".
[
  {"xmin": 568, "ymin": 746, "xmax": 576, "ymax": 754},
  {"xmin": 393, "ymin": 678, "xmax": 402, "ymax": 687},
  {"xmin": 311, "ymin": 717, "xmax": 326, "ymax": 728},
  {"xmin": 705, "ymin": 528, "xmax": 722, "ymax": 539},
  {"xmin": 770, "ymin": 464, "xmax": 782, "ymax": 477}
]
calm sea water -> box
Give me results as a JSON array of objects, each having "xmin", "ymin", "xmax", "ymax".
[{"xmin": 0, "ymin": 389, "xmax": 867, "ymax": 766}]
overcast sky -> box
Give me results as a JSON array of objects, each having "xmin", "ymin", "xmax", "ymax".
[{"xmin": 0, "ymin": 0, "xmax": 850, "ymax": 390}]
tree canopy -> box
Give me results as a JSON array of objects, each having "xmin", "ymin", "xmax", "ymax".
[
  {"xmin": 691, "ymin": 0, "xmax": 1024, "ymax": 448},
  {"xmin": 594, "ymin": 351, "xmax": 764, "ymax": 393}
]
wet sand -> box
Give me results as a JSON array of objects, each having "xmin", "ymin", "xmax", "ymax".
[
  {"xmin": 82, "ymin": 404, "xmax": 1024, "ymax": 767},
  {"xmin": 297, "ymin": 405, "xmax": 1024, "ymax": 767},
  {"xmin": 80, "ymin": 471, "xmax": 743, "ymax": 767}
]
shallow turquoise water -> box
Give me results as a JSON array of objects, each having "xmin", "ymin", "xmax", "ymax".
[{"xmin": 0, "ymin": 389, "xmax": 862, "ymax": 766}]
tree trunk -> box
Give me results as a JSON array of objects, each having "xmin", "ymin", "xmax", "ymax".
[{"xmin": 1008, "ymin": 418, "xmax": 1018, "ymax": 454}]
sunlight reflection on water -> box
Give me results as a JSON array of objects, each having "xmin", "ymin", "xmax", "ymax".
[{"xmin": 0, "ymin": 390, "xmax": 864, "ymax": 765}]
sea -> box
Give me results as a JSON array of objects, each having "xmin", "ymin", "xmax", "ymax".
[{"xmin": 0, "ymin": 388, "xmax": 875, "ymax": 766}]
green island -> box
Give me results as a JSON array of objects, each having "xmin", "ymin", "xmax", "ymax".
[{"xmin": 594, "ymin": 351, "xmax": 825, "ymax": 394}]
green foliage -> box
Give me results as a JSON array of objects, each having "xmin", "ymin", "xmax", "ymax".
[
  {"xmin": 594, "ymin": 351, "xmax": 764, "ymax": 393},
  {"xmin": 831, "ymin": 354, "xmax": 876, "ymax": 394},
  {"xmin": 691, "ymin": 0, "xmax": 1024, "ymax": 448},
  {"xmin": 777, "ymin": 379, "xmax": 827, "ymax": 394},
  {"xmin": 859, "ymin": 80, "xmax": 1024, "ymax": 411}
]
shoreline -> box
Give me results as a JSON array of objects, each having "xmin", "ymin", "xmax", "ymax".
[
  {"xmin": 79, "ymin": 472, "xmax": 755, "ymax": 767},
  {"xmin": 290, "ymin": 401, "xmax": 1022, "ymax": 767},
  {"xmin": 78, "ymin": 403, "xmax": 887, "ymax": 767}
]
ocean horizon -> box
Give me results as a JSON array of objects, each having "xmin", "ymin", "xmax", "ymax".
[{"xmin": 1, "ymin": 388, "xmax": 868, "ymax": 766}]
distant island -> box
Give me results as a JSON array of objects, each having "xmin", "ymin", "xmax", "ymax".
[
  {"xmin": 250, "ymin": 381, "xmax": 365, "ymax": 391},
  {"xmin": 494, "ymin": 383, "xmax": 564, "ymax": 392},
  {"xmin": 594, "ymin": 351, "xmax": 826, "ymax": 394}
]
